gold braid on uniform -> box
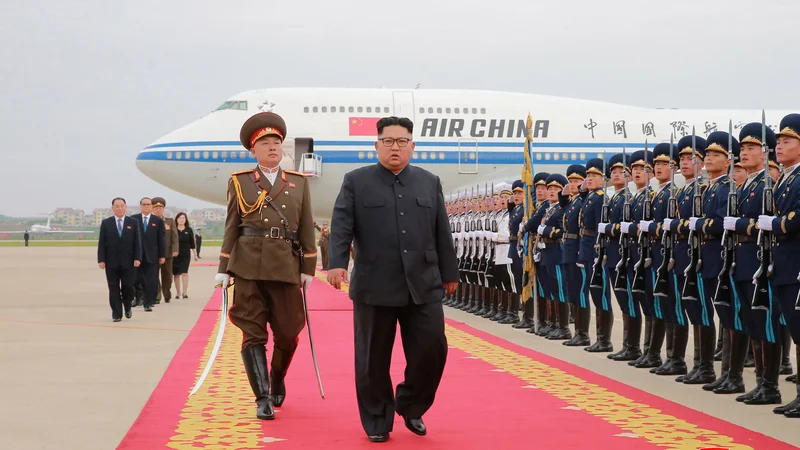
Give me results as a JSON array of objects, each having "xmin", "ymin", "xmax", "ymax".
[{"xmin": 231, "ymin": 175, "xmax": 267, "ymax": 216}]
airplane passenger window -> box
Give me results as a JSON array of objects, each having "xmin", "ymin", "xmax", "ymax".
[
  {"xmin": 194, "ymin": 152, "xmax": 200, "ymax": 159},
  {"xmin": 331, "ymin": 106, "xmax": 336, "ymax": 112},
  {"xmin": 480, "ymin": 108, "xmax": 486, "ymax": 114},
  {"xmin": 313, "ymin": 107, "xmax": 318, "ymax": 113},
  {"xmin": 322, "ymin": 106, "xmax": 327, "ymax": 112},
  {"xmin": 349, "ymin": 106, "xmax": 354, "ymax": 112},
  {"xmin": 221, "ymin": 152, "xmax": 228, "ymax": 159},
  {"xmin": 419, "ymin": 108, "xmax": 425, "ymax": 113},
  {"xmin": 175, "ymin": 152, "xmax": 182, "ymax": 159},
  {"xmin": 358, "ymin": 106, "xmax": 363, "ymax": 112},
  {"xmin": 212, "ymin": 151, "xmax": 219, "ymax": 159},
  {"xmin": 240, "ymin": 152, "xmax": 247, "ymax": 159},
  {"xmin": 231, "ymin": 152, "xmax": 238, "ymax": 159},
  {"xmin": 167, "ymin": 152, "xmax": 173, "ymax": 159},
  {"xmin": 436, "ymin": 108, "xmax": 442, "ymax": 113},
  {"xmin": 472, "ymin": 108, "xmax": 477, "ymax": 114},
  {"xmin": 384, "ymin": 107, "xmax": 389, "ymax": 113},
  {"xmin": 366, "ymin": 107, "xmax": 372, "ymax": 113},
  {"xmin": 375, "ymin": 106, "xmax": 380, "ymax": 112},
  {"xmin": 340, "ymin": 106, "xmax": 345, "ymax": 112},
  {"xmin": 428, "ymin": 107, "xmax": 433, "ymax": 113},
  {"xmin": 454, "ymin": 108, "xmax": 460, "ymax": 114},
  {"xmin": 203, "ymin": 152, "xmax": 209, "ymax": 159},
  {"xmin": 445, "ymin": 108, "xmax": 451, "ymax": 114},
  {"xmin": 304, "ymin": 107, "xmax": 309, "ymax": 113}
]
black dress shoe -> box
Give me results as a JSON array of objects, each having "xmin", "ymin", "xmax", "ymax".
[
  {"xmin": 368, "ymin": 433, "xmax": 389, "ymax": 442},
  {"xmin": 125, "ymin": 309, "xmax": 132, "ymax": 319},
  {"xmin": 403, "ymin": 417, "xmax": 427, "ymax": 436},
  {"xmin": 112, "ymin": 318, "xmax": 121, "ymax": 322},
  {"xmin": 144, "ymin": 306, "xmax": 153, "ymax": 312}
]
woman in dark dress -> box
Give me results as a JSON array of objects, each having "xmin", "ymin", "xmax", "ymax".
[{"xmin": 172, "ymin": 212, "xmax": 197, "ymax": 298}]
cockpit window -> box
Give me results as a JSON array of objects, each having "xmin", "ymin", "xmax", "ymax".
[{"xmin": 215, "ymin": 100, "xmax": 248, "ymax": 111}]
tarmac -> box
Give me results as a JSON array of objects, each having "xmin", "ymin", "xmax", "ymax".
[{"xmin": 0, "ymin": 246, "xmax": 797, "ymax": 449}]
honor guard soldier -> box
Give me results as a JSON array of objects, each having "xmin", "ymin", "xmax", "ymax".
[
  {"xmin": 486, "ymin": 184, "xmax": 510, "ymax": 319},
  {"xmin": 640, "ymin": 142, "xmax": 689, "ymax": 376},
  {"xmin": 480, "ymin": 185, "xmax": 501, "ymax": 317},
  {"xmin": 538, "ymin": 174, "xmax": 571, "ymax": 340},
  {"xmin": 504, "ymin": 180, "xmax": 526, "ymax": 324},
  {"xmin": 723, "ymin": 122, "xmax": 783, "ymax": 405},
  {"xmin": 581, "ymin": 158, "xmax": 614, "ymax": 352},
  {"xmin": 760, "ymin": 113, "xmax": 800, "ymax": 417},
  {"xmin": 620, "ymin": 149, "xmax": 657, "ymax": 368},
  {"xmin": 733, "ymin": 162, "xmax": 747, "ymax": 187},
  {"xmin": 518, "ymin": 172, "xmax": 550, "ymax": 333},
  {"xmin": 455, "ymin": 192, "xmax": 475, "ymax": 310},
  {"xmin": 214, "ymin": 111, "xmax": 317, "ymax": 420},
  {"xmin": 561, "ymin": 165, "xmax": 590, "ymax": 346},
  {"xmin": 471, "ymin": 187, "xmax": 492, "ymax": 316},
  {"xmin": 599, "ymin": 153, "xmax": 642, "ymax": 361},
  {"xmin": 451, "ymin": 191, "xmax": 469, "ymax": 308}
]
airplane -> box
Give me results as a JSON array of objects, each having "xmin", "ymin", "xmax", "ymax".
[
  {"xmin": 2, "ymin": 216, "xmax": 94, "ymax": 234},
  {"xmin": 136, "ymin": 87, "xmax": 795, "ymax": 219}
]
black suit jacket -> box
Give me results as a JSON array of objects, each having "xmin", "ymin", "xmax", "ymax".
[
  {"xmin": 98, "ymin": 215, "xmax": 143, "ymax": 269},
  {"xmin": 329, "ymin": 163, "xmax": 458, "ymax": 307},
  {"xmin": 131, "ymin": 213, "xmax": 166, "ymax": 264}
]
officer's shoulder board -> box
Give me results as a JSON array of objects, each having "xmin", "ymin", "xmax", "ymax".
[
  {"xmin": 596, "ymin": 189, "xmax": 604, "ymax": 196},
  {"xmin": 231, "ymin": 168, "xmax": 254, "ymax": 176},
  {"xmin": 283, "ymin": 169, "xmax": 309, "ymax": 178}
]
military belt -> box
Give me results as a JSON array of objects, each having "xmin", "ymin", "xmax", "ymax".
[
  {"xmin": 736, "ymin": 235, "xmax": 757, "ymax": 244},
  {"xmin": 774, "ymin": 234, "xmax": 799, "ymax": 241},
  {"xmin": 542, "ymin": 238, "xmax": 560, "ymax": 244},
  {"xmin": 564, "ymin": 233, "xmax": 579, "ymax": 240},
  {"xmin": 580, "ymin": 229, "xmax": 597, "ymax": 237},
  {"xmin": 241, "ymin": 227, "xmax": 297, "ymax": 240}
]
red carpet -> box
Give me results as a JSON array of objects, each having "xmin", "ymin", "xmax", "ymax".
[{"xmin": 117, "ymin": 276, "xmax": 798, "ymax": 449}]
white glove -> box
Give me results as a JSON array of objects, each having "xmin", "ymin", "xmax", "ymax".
[
  {"xmin": 301, "ymin": 273, "xmax": 314, "ymax": 289},
  {"xmin": 758, "ymin": 215, "xmax": 775, "ymax": 231},
  {"xmin": 597, "ymin": 223, "xmax": 607, "ymax": 234},
  {"xmin": 688, "ymin": 217, "xmax": 700, "ymax": 231},
  {"xmin": 723, "ymin": 216, "xmax": 738, "ymax": 231},
  {"xmin": 662, "ymin": 218, "xmax": 673, "ymax": 231},
  {"xmin": 537, "ymin": 224, "xmax": 546, "ymax": 235},
  {"xmin": 639, "ymin": 220, "xmax": 653, "ymax": 232},
  {"xmin": 215, "ymin": 273, "xmax": 230, "ymax": 288},
  {"xmin": 620, "ymin": 222, "xmax": 632, "ymax": 234}
]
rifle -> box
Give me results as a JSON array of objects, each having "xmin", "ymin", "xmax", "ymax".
[
  {"xmin": 752, "ymin": 110, "xmax": 774, "ymax": 310},
  {"xmin": 682, "ymin": 127, "xmax": 702, "ymax": 301},
  {"xmin": 590, "ymin": 150, "xmax": 609, "ymax": 289},
  {"xmin": 632, "ymin": 141, "xmax": 652, "ymax": 293},
  {"xmin": 614, "ymin": 147, "xmax": 631, "ymax": 291},
  {"xmin": 714, "ymin": 121, "xmax": 736, "ymax": 306},
  {"xmin": 654, "ymin": 135, "xmax": 676, "ymax": 297}
]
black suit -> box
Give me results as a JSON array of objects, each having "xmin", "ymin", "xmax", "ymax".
[
  {"xmin": 131, "ymin": 213, "xmax": 166, "ymax": 308},
  {"xmin": 98, "ymin": 215, "xmax": 142, "ymax": 319},
  {"xmin": 329, "ymin": 163, "xmax": 458, "ymax": 435}
]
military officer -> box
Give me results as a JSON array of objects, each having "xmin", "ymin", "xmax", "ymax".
[
  {"xmin": 451, "ymin": 192, "xmax": 469, "ymax": 308},
  {"xmin": 537, "ymin": 174, "xmax": 571, "ymax": 340},
  {"xmin": 152, "ymin": 197, "xmax": 179, "ymax": 303},
  {"xmin": 560, "ymin": 165, "xmax": 590, "ymax": 346},
  {"xmin": 641, "ymin": 143, "xmax": 688, "ymax": 376},
  {"xmin": 722, "ymin": 122, "xmax": 783, "ymax": 405},
  {"xmin": 600, "ymin": 153, "xmax": 641, "ymax": 361},
  {"xmin": 503, "ymin": 180, "xmax": 526, "ymax": 324},
  {"xmin": 214, "ymin": 111, "xmax": 317, "ymax": 420},
  {"xmin": 620, "ymin": 149, "xmax": 656, "ymax": 368},
  {"xmin": 518, "ymin": 172, "xmax": 550, "ymax": 333},
  {"xmin": 581, "ymin": 158, "xmax": 613, "ymax": 352},
  {"xmin": 760, "ymin": 113, "xmax": 800, "ymax": 417}
]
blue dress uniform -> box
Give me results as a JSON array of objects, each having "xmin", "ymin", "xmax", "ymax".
[
  {"xmin": 666, "ymin": 136, "xmax": 719, "ymax": 385},
  {"xmin": 645, "ymin": 143, "xmax": 690, "ymax": 376},
  {"xmin": 580, "ymin": 158, "xmax": 614, "ymax": 352},
  {"xmin": 540, "ymin": 174, "xmax": 571, "ymax": 340},
  {"xmin": 562, "ymin": 165, "xmax": 591, "ymax": 346},
  {"xmin": 603, "ymin": 153, "xmax": 643, "ymax": 361},
  {"xmin": 623, "ymin": 150, "xmax": 659, "ymax": 368},
  {"xmin": 506, "ymin": 181, "xmax": 525, "ymax": 322},
  {"xmin": 517, "ymin": 172, "xmax": 551, "ymax": 333},
  {"xmin": 765, "ymin": 114, "xmax": 800, "ymax": 417},
  {"xmin": 724, "ymin": 123, "xmax": 784, "ymax": 405}
]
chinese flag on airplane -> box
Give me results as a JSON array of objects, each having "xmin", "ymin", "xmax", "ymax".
[{"xmin": 348, "ymin": 117, "xmax": 380, "ymax": 136}]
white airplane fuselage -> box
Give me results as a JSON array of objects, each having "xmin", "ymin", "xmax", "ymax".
[{"xmin": 136, "ymin": 88, "xmax": 792, "ymax": 220}]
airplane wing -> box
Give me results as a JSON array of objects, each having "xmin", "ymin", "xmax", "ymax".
[{"xmin": 0, "ymin": 230, "xmax": 95, "ymax": 234}]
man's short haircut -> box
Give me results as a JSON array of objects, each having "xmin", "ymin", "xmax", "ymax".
[
  {"xmin": 140, "ymin": 197, "xmax": 152, "ymax": 205},
  {"xmin": 112, "ymin": 197, "xmax": 126, "ymax": 206},
  {"xmin": 377, "ymin": 116, "xmax": 413, "ymax": 135}
]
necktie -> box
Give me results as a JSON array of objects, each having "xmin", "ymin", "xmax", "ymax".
[
  {"xmin": 143, "ymin": 216, "xmax": 148, "ymax": 230},
  {"xmin": 117, "ymin": 218, "xmax": 123, "ymax": 236}
]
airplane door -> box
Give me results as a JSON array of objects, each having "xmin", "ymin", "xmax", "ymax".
[
  {"xmin": 458, "ymin": 138, "xmax": 478, "ymax": 174},
  {"xmin": 392, "ymin": 91, "xmax": 415, "ymax": 122}
]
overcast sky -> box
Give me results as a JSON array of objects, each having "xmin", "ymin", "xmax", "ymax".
[{"xmin": 1, "ymin": 0, "xmax": 799, "ymax": 217}]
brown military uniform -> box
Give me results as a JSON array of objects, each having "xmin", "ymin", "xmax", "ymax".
[
  {"xmin": 318, "ymin": 227, "xmax": 330, "ymax": 270},
  {"xmin": 220, "ymin": 165, "xmax": 317, "ymax": 351},
  {"xmin": 152, "ymin": 197, "xmax": 179, "ymax": 302}
]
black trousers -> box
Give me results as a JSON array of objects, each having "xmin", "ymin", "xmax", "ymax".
[
  {"xmin": 105, "ymin": 266, "xmax": 135, "ymax": 319},
  {"xmin": 137, "ymin": 260, "xmax": 159, "ymax": 308},
  {"xmin": 353, "ymin": 298, "xmax": 447, "ymax": 435}
]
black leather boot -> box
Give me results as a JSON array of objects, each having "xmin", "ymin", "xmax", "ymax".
[
  {"xmin": 547, "ymin": 302, "xmax": 572, "ymax": 340},
  {"xmin": 636, "ymin": 317, "xmax": 664, "ymax": 369},
  {"xmin": 608, "ymin": 313, "xmax": 629, "ymax": 359},
  {"xmin": 780, "ymin": 325, "xmax": 794, "ymax": 375},
  {"xmin": 482, "ymin": 290, "xmax": 498, "ymax": 318},
  {"xmin": 615, "ymin": 315, "xmax": 643, "ymax": 361},
  {"xmin": 587, "ymin": 309, "xmax": 614, "ymax": 353},
  {"xmin": 744, "ymin": 342, "xmax": 782, "ymax": 405},
  {"xmin": 513, "ymin": 297, "xmax": 535, "ymax": 328},
  {"xmin": 491, "ymin": 292, "xmax": 507, "ymax": 321},
  {"xmin": 650, "ymin": 321, "xmax": 672, "ymax": 373},
  {"xmin": 657, "ymin": 324, "xmax": 688, "ymax": 375},
  {"xmin": 537, "ymin": 300, "xmax": 556, "ymax": 336},
  {"xmin": 713, "ymin": 330, "xmax": 747, "ymax": 394},
  {"xmin": 743, "ymin": 344, "xmax": 755, "ymax": 368},
  {"xmin": 532, "ymin": 297, "xmax": 548, "ymax": 334},
  {"xmin": 714, "ymin": 325, "xmax": 724, "ymax": 361},
  {"xmin": 685, "ymin": 324, "xmax": 717, "ymax": 385},
  {"xmin": 775, "ymin": 347, "xmax": 800, "ymax": 416},
  {"xmin": 241, "ymin": 345, "xmax": 275, "ymax": 420},
  {"xmin": 677, "ymin": 325, "xmax": 700, "ymax": 382},
  {"xmin": 474, "ymin": 287, "xmax": 489, "ymax": 315},
  {"xmin": 737, "ymin": 339, "xmax": 763, "ymax": 402},
  {"xmin": 704, "ymin": 327, "xmax": 730, "ymax": 391},
  {"xmin": 630, "ymin": 316, "xmax": 653, "ymax": 366},
  {"xmin": 500, "ymin": 294, "xmax": 520, "ymax": 324},
  {"xmin": 270, "ymin": 346, "xmax": 296, "ymax": 407},
  {"xmin": 564, "ymin": 305, "xmax": 591, "ymax": 346}
]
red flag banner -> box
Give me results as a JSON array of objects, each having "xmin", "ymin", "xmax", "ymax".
[{"xmin": 348, "ymin": 117, "xmax": 380, "ymax": 136}]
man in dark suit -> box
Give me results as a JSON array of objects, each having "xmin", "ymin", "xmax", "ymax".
[
  {"xmin": 97, "ymin": 197, "xmax": 142, "ymax": 322},
  {"xmin": 327, "ymin": 116, "xmax": 459, "ymax": 443},
  {"xmin": 131, "ymin": 197, "xmax": 166, "ymax": 312}
]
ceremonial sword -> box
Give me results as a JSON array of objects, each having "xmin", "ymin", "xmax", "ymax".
[
  {"xmin": 302, "ymin": 281, "xmax": 326, "ymax": 399},
  {"xmin": 189, "ymin": 282, "xmax": 230, "ymax": 396}
]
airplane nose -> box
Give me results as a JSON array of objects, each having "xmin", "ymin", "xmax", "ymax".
[{"xmin": 136, "ymin": 150, "xmax": 156, "ymax": 176}]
